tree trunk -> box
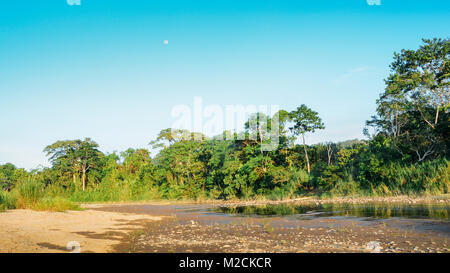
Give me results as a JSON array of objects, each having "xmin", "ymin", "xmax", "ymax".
[
  {"xmin": 327, "ymin": 149, "xmax": 332, "ymax": 166},
  {"xmin": 72, "ymin": 173, "xmax": 77, "ymax": 187},
  {"xmin": 435, "ymin": 108, "xmax": 439, "ymax": 124},
  {"xmin": 302, "ymin": 133, "xmax": 311, "ymax": 174},
  {"xmin": 326, "ymin": 144, "xmax": 333, "ymax": 166},
  {"xmin": 82, "ymin": 168, "xmax": 86, "ymax": 191}
]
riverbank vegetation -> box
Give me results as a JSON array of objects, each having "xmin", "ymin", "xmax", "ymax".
[{"xmin": 1, "ymin": 38, "xmax": 449, "ymax": 210}]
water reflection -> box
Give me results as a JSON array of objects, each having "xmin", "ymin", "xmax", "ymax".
[{"xmin": 216, "ymin": 203, "xmax": 450, "ymax": 220}]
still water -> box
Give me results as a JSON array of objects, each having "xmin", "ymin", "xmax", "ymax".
[{"xmin": 216, "ymin": 203, "xmax": 450, "ymax": 221}]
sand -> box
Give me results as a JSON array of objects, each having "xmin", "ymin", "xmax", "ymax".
[{"xmin": 0, "ymin": 208, "xmax": 161, "ymax": 253}]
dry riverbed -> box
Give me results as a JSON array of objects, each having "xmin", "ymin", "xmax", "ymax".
[
  {"xmin": 118, "ymin": 217, "xmax": 449, "ymax": 253},
  {"xmin": 0, "ymin": 196, "xmax": 449, "ymax": 253}
]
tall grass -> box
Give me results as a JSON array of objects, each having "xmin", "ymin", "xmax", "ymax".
[
  {"xmin": 33, "ymin": 196, "xmax": 81, "ymax": 212},
  {"xmin": 322, "ymin": 158, "xmax": 449, "ymax": 197},
  {"xmin": 70, "ymin": 177, "xmax": 161, "ymax": 203},
  {"xmin": 328, "ymin": 178, "xmax": 361, "ymax": 197},
  {"xmin": 0, "ymin": 190, "xmax": 17, "ymax": 211},
  {"xmin": 15, "ymin": 178, "xmax": 43, "ymax": 207},
  {"xmin": 2, "ymin": 178, "xmax": 80, "ymax": 212},
  {"xmin": 267, "ymin": 169, "xmax": 310, "ymax": 200},
  {"xmin": 378, "ymin": 158, "xmax": 450, "ymax": 195}
]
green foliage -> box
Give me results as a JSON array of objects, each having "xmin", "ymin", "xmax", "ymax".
[
  {"xmin": 370, "ymin": 158, "xmax": 449, "ymax": 195},
  {"xmin": 328, "ymin": 178, "xmax": 361, "ymax": 197},
  {"xmin": 311, "ymin": 162, "xmax": 345, "ymax": 192},
  {"xmin": 44, "ymin": 138, "xmax": 103, "ymax": 191},
  {"xmin": 0, "ymin": 190, "xmax": 17, "ymax": 211},
  {"xmin": 288, "ymin": 105, "xmax": 325, "ymax": 135},
  {"xmin": 0, "ymin": 178, "xmax": 78, "ymax": 211},
  {"xmin": 17, "ymin": 178, "xmax": 44, "ymax": 205},
  {"xmin": 0, "ymin": 163, "xmax": 28, "ymax": 191},
  {"xmin": 367, "ymin": 38, "xmax": 449, "ymax": 162}
]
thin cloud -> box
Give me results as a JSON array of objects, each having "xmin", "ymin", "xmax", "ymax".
[{"xmin": 333, "ymin": 66, "xmax": 369, "ymax": 85}]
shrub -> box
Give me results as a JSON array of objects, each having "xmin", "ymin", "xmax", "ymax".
[{"xmin": 311, "ymin": 162, "xmax": 345, "ymax": 192}]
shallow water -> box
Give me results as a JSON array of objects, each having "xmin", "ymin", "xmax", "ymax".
[
  {"xmin": 92, "ymin": 202, "xmax": 450, "ymax": 237},
  {"xmin": 215, "ymin": 203, "xmax": 450, "ymax": 221}
]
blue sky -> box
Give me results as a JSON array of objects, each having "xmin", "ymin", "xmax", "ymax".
[{"xmin": 0, "ymin": 0, "xmax": 449, "ymax": 169}]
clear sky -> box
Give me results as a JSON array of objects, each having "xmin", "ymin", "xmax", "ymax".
[{"xmin": 1, "ymin": 0, "xmax": 449, "ymax": 169}]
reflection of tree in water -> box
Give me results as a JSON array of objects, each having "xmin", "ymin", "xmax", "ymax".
[{"xmin": 218, "ymin": 203, "xmax": 449, "ymax": 220}]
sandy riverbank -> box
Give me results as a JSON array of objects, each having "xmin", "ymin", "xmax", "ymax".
[{"xmin": 0, "ymin": 209, "xmax": 161, "ymax": 253}]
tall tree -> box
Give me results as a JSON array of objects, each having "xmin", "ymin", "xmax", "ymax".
[
  {"xmin": 288, "ymin": 105, "xmax": 325, "ymax": 173},
  {"xmin": 44, "ymin": 138, "xmax": 102, "ymax": 191},
  {"xmin": 77, "ymin": 139, "xmax": 102, "ymax": 190},
  {"xmin": 245, "ymin": 112, "xmax": 271, "ymax": 146},
  {"xmin": 386, "ymin": 38, "xmax": 449, "ymax": 127},
  {"xmin": 150, "ymin": 128, "xmax": 193, "ymax": 149},
  {"xmin": 120, "ymin": 148, "xmax": 151, "ymax": 174},
  {"xmin": 325, "ymin": 142, "xmax": 336, "ymax": 166},
  {"xmin": 368, "ymin": 38, "xmax": 449, "ymax": 161}
]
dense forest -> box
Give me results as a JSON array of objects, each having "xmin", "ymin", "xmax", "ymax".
[{"xmin": 1, "ymin": 38, "xmax": 449, "ymax": 210}]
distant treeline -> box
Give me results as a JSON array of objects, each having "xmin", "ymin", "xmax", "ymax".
[{"xmin": 1, "ymin": 38, "xmax": 449, "ymax": 209}]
